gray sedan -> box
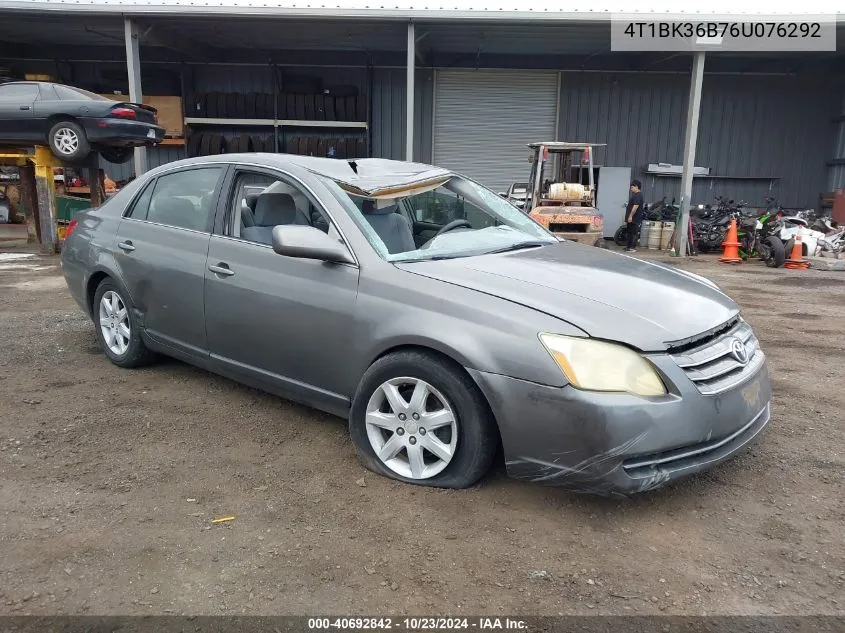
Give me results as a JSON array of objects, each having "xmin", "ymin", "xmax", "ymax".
[{"xmin": 60, "ymin": 154, "xmax": 771, "ymax": 495}]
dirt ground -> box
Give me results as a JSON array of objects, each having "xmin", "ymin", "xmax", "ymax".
[{"xmin": 0, "ymin": 245, "xmax": 843, "ymax": 617}]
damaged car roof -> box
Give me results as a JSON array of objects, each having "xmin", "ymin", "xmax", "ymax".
[
  {"xmin": 288, "ymin": 155, "xmax": 452, "ymax": 198},
  {"xmin": 149, "ymin": 153, "xmax": 454, "ymax": 198}
]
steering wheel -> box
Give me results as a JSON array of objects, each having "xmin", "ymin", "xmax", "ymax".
[{"xmin": 433, "ymin": 219, "xmax": 472, "ymax": 238}]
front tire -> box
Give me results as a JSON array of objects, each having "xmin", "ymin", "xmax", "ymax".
[
  {"xmin": 48, "ymin": 120, "xmax": 91, "ymax": 163},
  {"xmin": 92, "ymin": 279, "xmax": 155, "ymax": 368},
  {"xmin": 349, "ymin": 350, "xmax": 497, "ymax": 489}
]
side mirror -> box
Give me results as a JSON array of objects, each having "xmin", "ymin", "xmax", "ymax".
[
  {"xmin": 271, "ymin": 225, "xmax": 355, "ymax": 265},
  {"xmin": 498, "ymin": 192, "xmax": 508, "ymax": 198}
]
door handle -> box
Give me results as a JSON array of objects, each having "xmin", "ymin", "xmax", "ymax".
[
  {"xmin": 117, "ymin": 240, "xmax": 135, "ymax": 252},
  {"xmin": 208, "ymin": 263, "xmax": 235, "ymax": 277},
  {"xmin": 19, "ymin": 105, "xmax": 30, "ymax": 111}
]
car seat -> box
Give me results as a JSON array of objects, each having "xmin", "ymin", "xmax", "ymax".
[{"xmin": 361, "ymin": 201, "xmax": 415, "ymax": 254}]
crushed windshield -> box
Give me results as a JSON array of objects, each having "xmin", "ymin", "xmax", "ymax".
[{"xmin": 321, "ymin": 174, "xmax": 557, "ymax": 262}]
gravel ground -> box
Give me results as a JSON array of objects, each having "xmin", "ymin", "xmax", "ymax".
[{"xmin": 0, "ymin": 246, "xmax": 843, "ymax": 617}]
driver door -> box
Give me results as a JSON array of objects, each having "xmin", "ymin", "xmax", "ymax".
[{"xmin": 203, "ymin": 166, "xmax": 360, "ymax": 415}]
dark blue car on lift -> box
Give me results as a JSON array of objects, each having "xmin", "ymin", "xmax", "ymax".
[{"xmin": 0, "ymin": 80, "xmax": 164, "ymax": 164}]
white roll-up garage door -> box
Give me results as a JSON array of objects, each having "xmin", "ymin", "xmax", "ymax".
[{"xmin": 433, "ymin": 69, "xmax": 558, "ymax": 192}]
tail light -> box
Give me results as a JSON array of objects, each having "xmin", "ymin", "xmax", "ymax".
[
  {"xmin": 110, "ymin": 107, "xmax": 137, "ymax": 119},
  {"xmin": 65, "ymin": 219, "xmax": 79, "ymax": 238}
]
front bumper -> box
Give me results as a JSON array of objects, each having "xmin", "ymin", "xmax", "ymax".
[{"xmin": 468, "ymin": 353, "xmax": 771, "ymax": 496}]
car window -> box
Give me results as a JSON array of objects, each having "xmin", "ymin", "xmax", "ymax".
[
  {"xmin": 54, "ymin": 84, "xmax": 111, "ymax": 101},
  {"xmin": 408, "ymin": 189, "xmax": 498, "ymax": 231},
  {"xmin": 126, "ymin": 180, "xmax": 155, "ymax": 220},
  {"xmin": 229, "ymin": 170, "xmax": 335, "ymax": 245},
  {"xmin": 322, "ymin": 174, "xmax": 556, "ymax": 262},
  {"xmin": 0, "ymin": 84, "xmax": 38, "ymax": 101},
  {"xmin": 142, "ymin": 168, "xmax": 223, "ymax": 232}
]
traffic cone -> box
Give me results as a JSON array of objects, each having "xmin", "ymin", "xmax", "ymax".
[
  {"xmin": 719, "ymin": 219, "xmax": 742, "ymax": 264},
  {"xmin": 784, "ymin": 234, "xmax": 810, "ymax": 269}
]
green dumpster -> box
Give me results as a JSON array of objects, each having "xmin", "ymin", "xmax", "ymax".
[{"xmin": 56, "ymin": 195, "xmax": 90, "ymax": 223}]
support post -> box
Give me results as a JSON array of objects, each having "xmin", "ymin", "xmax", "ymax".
[
  {"xmin": 18, "ymin": 164, "xmax": 40, "ymax": 244},
  {"xmin": 33, "ymin": 147, "xmax": 58, "ymax": 253},
  {"xmin": 405, "ymin": 20, "xmax": 415, "ymax": 162},
  {"xmin": 124, "ymin": 18, "xmax": 147, "ymax": 176},
  {"xmin": 676, "ymin": 51, "xmax": 705, "ymax": 257}
]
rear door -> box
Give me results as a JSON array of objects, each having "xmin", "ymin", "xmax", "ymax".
[
  {"xmin": 0, "ymin": 83, "xmax": 39, "ymax": 140},
  {"xmin": 114, "ymin": 164, "xmax": 227, "ymax": 361}
]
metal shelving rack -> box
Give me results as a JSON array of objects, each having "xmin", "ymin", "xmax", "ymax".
[{"xmin": 184, "ymin": 118, "xmax": 367, "ymax": 128}]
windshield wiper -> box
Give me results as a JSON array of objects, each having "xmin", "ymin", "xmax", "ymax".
[{"xmin": 484, "ymin": 241, "xmax": 549, "ymax": 255}]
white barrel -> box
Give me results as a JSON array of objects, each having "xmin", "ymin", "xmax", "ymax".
[
  {"xmin": 639, "ymin": 220, "xmax": 653, "ymax": 247},
  {"xmin": 647, "ymin": 221, "xmax": 662, "ymax": 249},
  {"xmin": 660, "ymin": 221, "xmax": 675, "ymax": 250},
  {"xmin": 549, "ymin": 182, "xmax": 586, "ymax": 202}
]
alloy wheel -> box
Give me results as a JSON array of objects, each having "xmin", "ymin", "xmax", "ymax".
[
  {"xmin": 54, "ymin": 128, "xmax": 80, "ymax": 155},
  {"xmin": 364, "ymin": 377, "xmax": 458, "ymax": 479},
  {"xmin": 99, "ymin": 290, "xmax": 130, "ymax": 356}
]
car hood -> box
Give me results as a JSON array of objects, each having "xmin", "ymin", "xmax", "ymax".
[{"xmin": 396, "ymin": 242, "xmax": 739, "ymax": 352}]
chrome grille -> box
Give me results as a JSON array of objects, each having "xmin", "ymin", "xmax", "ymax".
[{"xmin": 670, "ymin": 319, "xmax": 764, "ymax": 395}]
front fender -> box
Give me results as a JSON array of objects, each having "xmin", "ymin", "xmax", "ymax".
[{"xmin": 349, "ymin": 271, "xmax": 583, "ymax": 395}]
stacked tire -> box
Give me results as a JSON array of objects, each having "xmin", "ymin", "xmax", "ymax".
[
  {"xmin": 184, "ymin": 91, "xmax": 367, "ymax": 122},
  {"xmin": 283, "ymin": 136, "xmax": 367, "ymax": 158},
  {"xmin": 187, "ymin": 133, "xmax": 277, "ymax": 157}
]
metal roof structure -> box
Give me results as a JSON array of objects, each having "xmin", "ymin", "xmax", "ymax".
[{"xmin": 0, "ymin": 0, "xmax": 840, "ymax": 19}]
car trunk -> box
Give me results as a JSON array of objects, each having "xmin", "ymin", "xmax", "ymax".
[{"xmin": 112, "ymin": 102, "xmax": 158, "ymax": 125}]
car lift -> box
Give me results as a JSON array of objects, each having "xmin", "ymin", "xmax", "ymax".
[{"xmin": 0, "ymin": 146, "xmax": 104, "ymax": 253}]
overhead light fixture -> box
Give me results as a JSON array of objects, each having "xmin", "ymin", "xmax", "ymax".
[{"xmin": 696, "ymin": 35, "xmax": 724, "ymax": 46}]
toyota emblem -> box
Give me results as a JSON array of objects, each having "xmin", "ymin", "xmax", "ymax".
[{"xmin": 730, "ymin": 338, "xmax": 749, "ymax": 365}]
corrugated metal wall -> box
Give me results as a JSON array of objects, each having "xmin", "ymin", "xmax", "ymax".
[
  {"xmin": 432, "ymin": 69, "xmax": 558, "ymax": 191},
  {"xmin": 558, "ymin": 72, "xmax": 836, "ymax": 209},
  {"xmin": 371, "ymin": 67, "xmax": 433, "ymax": 163},
  {"xmin": 100, "ymin": 146, "xmax": 187, "ymax": 182},
  {"xmin": 830, "ymin": 92, "xmax": 845, "ymax": 192},
  {"xmin": 58, "ymin": 59, "xmax": 836, "ymax": 211}
]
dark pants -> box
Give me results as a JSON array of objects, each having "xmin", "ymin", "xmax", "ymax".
[{"xmin": 626, "ymin": 220, "xmax": 639, "ymax": 249}]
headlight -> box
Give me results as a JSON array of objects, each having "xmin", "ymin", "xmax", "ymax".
[{"xmin": 539, "ymin": 334, "xmax": 667, "ymax": 397}]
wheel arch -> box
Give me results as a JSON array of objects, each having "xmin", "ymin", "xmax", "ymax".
[
  {"xmin": 364, "ymin": 341, "xmax": 504, "ymax": 441},
  {"xmin": 84, "ymin": 264, "xmax": 134, "ymax": 320},
  {"xmin": 45, "ymin": 114, "xmax": 82, "ymax": 135},
  {"xmin": 85, "ymin": 270, "xmax": 110, "ymax": 317}
]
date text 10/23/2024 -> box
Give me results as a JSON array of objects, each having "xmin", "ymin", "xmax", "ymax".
[{"xmin": 308, "ymin": 618, "xmax": 528, "ymax": 631}]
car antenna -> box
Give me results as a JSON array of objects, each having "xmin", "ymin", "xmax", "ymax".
[{"xmin": 348, "ymin": 160, "xmax": 358, "ymax": 174}]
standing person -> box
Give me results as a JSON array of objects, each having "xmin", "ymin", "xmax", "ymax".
[{"xmin": 625, "ymin": 180, "xmax": 644, "ymax": 252}]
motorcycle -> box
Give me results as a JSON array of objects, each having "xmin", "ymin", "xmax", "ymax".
[
  {"xmin": 691, "ymin": 200, "xmax": 733, "ymax": 252},
  {"xmin": 749, "ymin": 209, "xmax": 787, "ymax": 267}
]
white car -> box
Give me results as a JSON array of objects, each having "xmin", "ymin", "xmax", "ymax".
[{"xmin": 498, "ymin": 183, "xmax": 529, "ymax": 209}]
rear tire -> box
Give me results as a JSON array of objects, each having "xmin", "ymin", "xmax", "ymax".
[
  {"xmin": 48, "ymin": 120, "xmax": 91, "ymax": 164},
  {"xmin": 349, "ymin": 350, "xmax": 497, "ymax": 489},
  {"xmin": 99, "ymin": 147, "xmax": 133, "ymax": 164},
  {"xmin": 763, "ymin": 236, "xmax": 786, "ymax": 268},
  {"xmin": 92, "ymin": 279, "xmax": 156, "ymax": 368}
]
